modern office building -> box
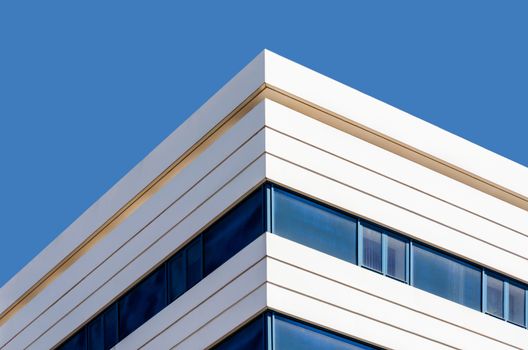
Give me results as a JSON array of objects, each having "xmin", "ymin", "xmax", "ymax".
[{"xmin": 1, "ymin": 50, "xmax": 527, "ymax": 350}]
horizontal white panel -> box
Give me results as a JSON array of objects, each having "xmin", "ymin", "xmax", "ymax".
[
  {"xmin": 141, "ymin": 263, "xmax": 266, "ymax": 349},
  {"xmin": 6, "ymin": 127, "xmax": 267, "ymax": 349},
  {"xmin": 117, "ymin": 236, "xmax": 267, "ymax": 349},
  {"xmin": 1, "ymin": 98, "xmax": 268, "ymax": 350},
  {"xmin": 264, "ymin": 127, "xmax": 528, "ymax": 261},
  {"xmin": 264, "ymin": 50, "xmax": 528, "ymax": 201},
  {"xmin": 267, "ymin": 234, "xmax": 526, "ymax": 349},
  {"xmin": 23, "ymin": 156, "xmax": 266, "ymax": 350},
  {"xmin": 265, "ymin": 154, "xmax": 528, "ymax": 284},
  {"xmin": 0, "ymin": 51, "xmax": 266, "ymax": 315},
  {"xmin": 268, "ymin": 285, "xmax": 449, "ymax": 350},
  {"xmin": 263, "ymin": 99, "xmax": 528, "ymax": 236},
  {"xmin": 174, "ymin": 285, "xmax": 267, "ymax": 350}
]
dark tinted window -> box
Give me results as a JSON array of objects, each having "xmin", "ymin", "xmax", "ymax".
[
  {"xmin": 103, "ymin": 303, "xmax": 118, "ymax": 348},
  {"xmin": 273, "ymin": 187, "xmax": 357, "ymax": 263},
  {"xmin": 87, "ymin": 313, "xmax": 104, "ymax": 350},
  {"xmin": 119, "ymin": 264, "xmax": 167, "ymax": 339},
  {"xmin": 211, "ymin": 314, "xmax": 266, "ymax": 350},
  {"xmin": 413, "ymin": 244, "xmax": 481, "ymax": 311},
  {"xmin": 274, "ymin": 314, "xmax": 376, "ymax": 350},
  {"xmin": 204, "ymin": 188, "xmax": 264, "ymax": 275},
  {"xmin": 57, "ymin": 328, "xmax": 85, "ymax": 350},
  {"xmin": 186, "ymin": 236, "xmax": 203, "ymax": 289},
  {"xmin": 168, "ymin": 250, "xmax": 186, "ymax": 302},
  {"xmin": 87, "ymin": 303, "xmax": 118, "ymax": 349}
]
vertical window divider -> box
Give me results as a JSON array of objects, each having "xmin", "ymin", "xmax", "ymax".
[
  {"xmin": 117, "ymin": 296, "xmax": 122, "ymax": 341},
  {"xmin": 266, "ymin": 183, "xmax": 273, "ymax": 233},
  {"xmin": 404, "ymin": 239, "xmax": 410, "ymax": 284},
  {"xmin": 409, "ymin": 240, "xmax": 414, "ymax": 286},
  {"xmin": 83, "ymin": 326, "xmax": 87, "ymax": 350},
  {"xmin": 200, "ymin": 234, "xmax": 205, "ymax": 280},
  {"xmin": 504, "ymin": 281, "xmax": 510, "ymax": 321},
  {"xmin": 357, "ymin": 220, "xmax": 364, "ymax": 267},
  {"xmin": 381, "ymin": 231, "xmax": 388, "ymax": 276},
  {"xmin": 482, "ymin": 270, "xmax": 488, "ymax": 313},
  {"xmin": 267, "ymin": 311, "xmax": 274, "ymax": 350},
  {"xmin": 525, "ymin": 289, "xmax": 528, "ymax": 328},
  {"xmin": 165, "ymin": 260, "xmax": 169, "ymax": 307}
]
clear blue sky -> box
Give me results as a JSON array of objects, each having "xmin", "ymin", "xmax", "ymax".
[{"xmin": 0, "ymin": 1, "xmax": 526, "ymax": 287}]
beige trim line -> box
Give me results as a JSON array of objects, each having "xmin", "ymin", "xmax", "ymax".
[
  {"xmin": 2, "ymin": 84, "xmax": 526, "ymax": 327},
  {"xmin": 263, "ymin": 84, "xmax": 528, "ymax": 211},
  {"xmin": 0, "ymin": 84, "xmax": 267, "ymax": 327}
]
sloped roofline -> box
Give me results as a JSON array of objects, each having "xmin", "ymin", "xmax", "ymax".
[{"xmin": 1, "ymin": 49, "xmax": 526, "ymax": 323}]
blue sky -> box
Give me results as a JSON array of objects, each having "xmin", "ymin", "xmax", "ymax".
[{"xmin": 0, "ymin": 1, "xmax": 526, "ymax": 287}]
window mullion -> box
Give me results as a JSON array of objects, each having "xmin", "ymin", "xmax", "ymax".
[
  {"xmin": 409, "ymin": 241, "xmax": 414, "ymax": 286},
  {"xmin": 357, "ymin": 220, "xmax": 364, "ymax": 267},
  {"xmin": 381, "ymin": 232, "xmax": 388, "ymax": 276},
  {"xmin": 504, "ymin": 281, "xmax": 510, "ymax": 321},
  {"xmin": 482, "ymin": 271, "xmax": 488, "ymax": 313}
]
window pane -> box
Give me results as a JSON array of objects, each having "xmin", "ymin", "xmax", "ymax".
[
  {"xmin": 211, "ymin": 314, "xmax": 265, "ymax": 350},
  {"xmin": 168, "ymin": 250, "xmax": 186, "ymax": 302},
  {"xmin": 362, "ymin": 225, "xmax": 382, "ymax": 272},
  {"xmin": 58, "ymin": 328, "xmax": 86, "ymax": 350},
  {"xmin": 204, "ymin": 188, "xmax": 264, "ymax": 275},
  {"xmin": 487, "ymin": 275, "xmax": 504, "ymax": 318},
  {"xmin": 273, "ymin": 188, "xmax": 357, "ymax": 263},
  {"xmin": 87, "ymin": 313, "xmax": 104, "ymax": 350},
  {"xmin": 412, "ymin": 244, "xmax": 481, "ymax": 310},
  {"xmin": 508, "ymin": 283, "xmax": 525, "ymax": 326},
  {"xmin": 186, "ymin": 236, "xmax": 203, "ymax": 289},
  {"xmin": 274, "ymin": 314, "xmax": 376, "ymax": 350},
  {"xmin": 103, "ymin": 303, "xmax": 118, "ymax": 348},
  {"xmin": 119, "ymin": 264, "xmax": 167, "ymax": 339},
  {"xmin": 387, "ymin": 235, "xmax": 406, "ymax": 281}
]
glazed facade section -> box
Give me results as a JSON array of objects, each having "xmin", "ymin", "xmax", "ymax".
[
  {"xmin": 58, "ymin": 186, "xmax": 266, "ymax": 350},
  {"xmin": 213, "ymin": 311, "xmax": 378, "ymax": 350},
  {"xmin": 58, "ymin": 183, "xmax": 527, "ymax": 349}
]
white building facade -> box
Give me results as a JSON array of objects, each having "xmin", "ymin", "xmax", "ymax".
[{"xmin": 1, "ymin": 50, "xmax": 527, "ymax": 350}]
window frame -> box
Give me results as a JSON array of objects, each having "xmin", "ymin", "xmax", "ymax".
[{"xmin": 358, "ymin": 220, "xmax": 409, "ymax": 283}]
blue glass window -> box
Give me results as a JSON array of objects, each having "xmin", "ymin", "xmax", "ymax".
[
  {"xmin": 118, "ymin": 264, "xmax": 167, "ymax": 339},
  {"xmin": 272, "ymin": 187, "xmax": 357, "ymax": 263},
  {"xmin": 168, "ymin": 250, "xmax": 186, "ymax": 302},
  {"xmin": 412, "ymin": 244, "xmax": 481, "ymax": 310},
  {"xmin": 274, "ymin": 314, "xmax": 376, "ymax": 350},
  {"xmin": 103, "ymin": 302, "xmax": 118, "ymax": 347},
  {"xmin": 87, "ymin": 313, "xmax": 103, "ymax": 350},
  {"xmin": 186, "ymin": 236, "xmax": 203, "ymax": 289},
  {"xmin": 56, "ymin": 182, "xmax": 528, "ymax": 349},
  {"xmin": 213, "ymin": 312, "xmax": 378, "ymax": 350},
  {"xmin": 87, "ymin": 303, "xmax": 117, "ymax": 350},
  {"xmin": 362, "ymin": 225, "xmax": 382, "ymax": 272},
  {"xmin": 58, "ymin": 328, "xmax": 85, "ymax": 350},
  {"xmin": 486, "ymin": 274, "xmax": 504, "ymax": 318},
  {"xmin": 212, "ymin": 314, "xmax": 266, "ymax": 350},
  {"xmin": 386, "ymin": 234, "xmax": 406, "ymax": 282},
  {"xmin": 204, "ymin": 187, "xmax": 264, "ymax": 275},
  {"xmin": 508, "ymin": 283, "xmax": 525, "ymax": 326}
]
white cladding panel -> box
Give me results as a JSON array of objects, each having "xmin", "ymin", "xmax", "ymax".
[
  {"xmin": 0, "ymin": 51, "xmax": 265, "ymax": 315},
  {"xmin": 3, "ymin": 98, "xmax": 527, "ymax": 350},
  {"xmin": 116, "ymin": 236, "xmax": 268, "ymax": 350},
  {"xmin": 87, "ymin": 234, "xmax": 527, "ymax": 350},
  {"xmin": 267, "ymin": 234, "xmax": 527, "ymax": 350},
  {"xmin": 263, "ymin": 99, "xmax": 528, "ymax": 283},
  {"xmin": 264, "ymin": 50, "xmax": 528, "ymax": 199},
  {"xmin": 1, "ymin": 102, "xmax": 267, "ymax": 350}
]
